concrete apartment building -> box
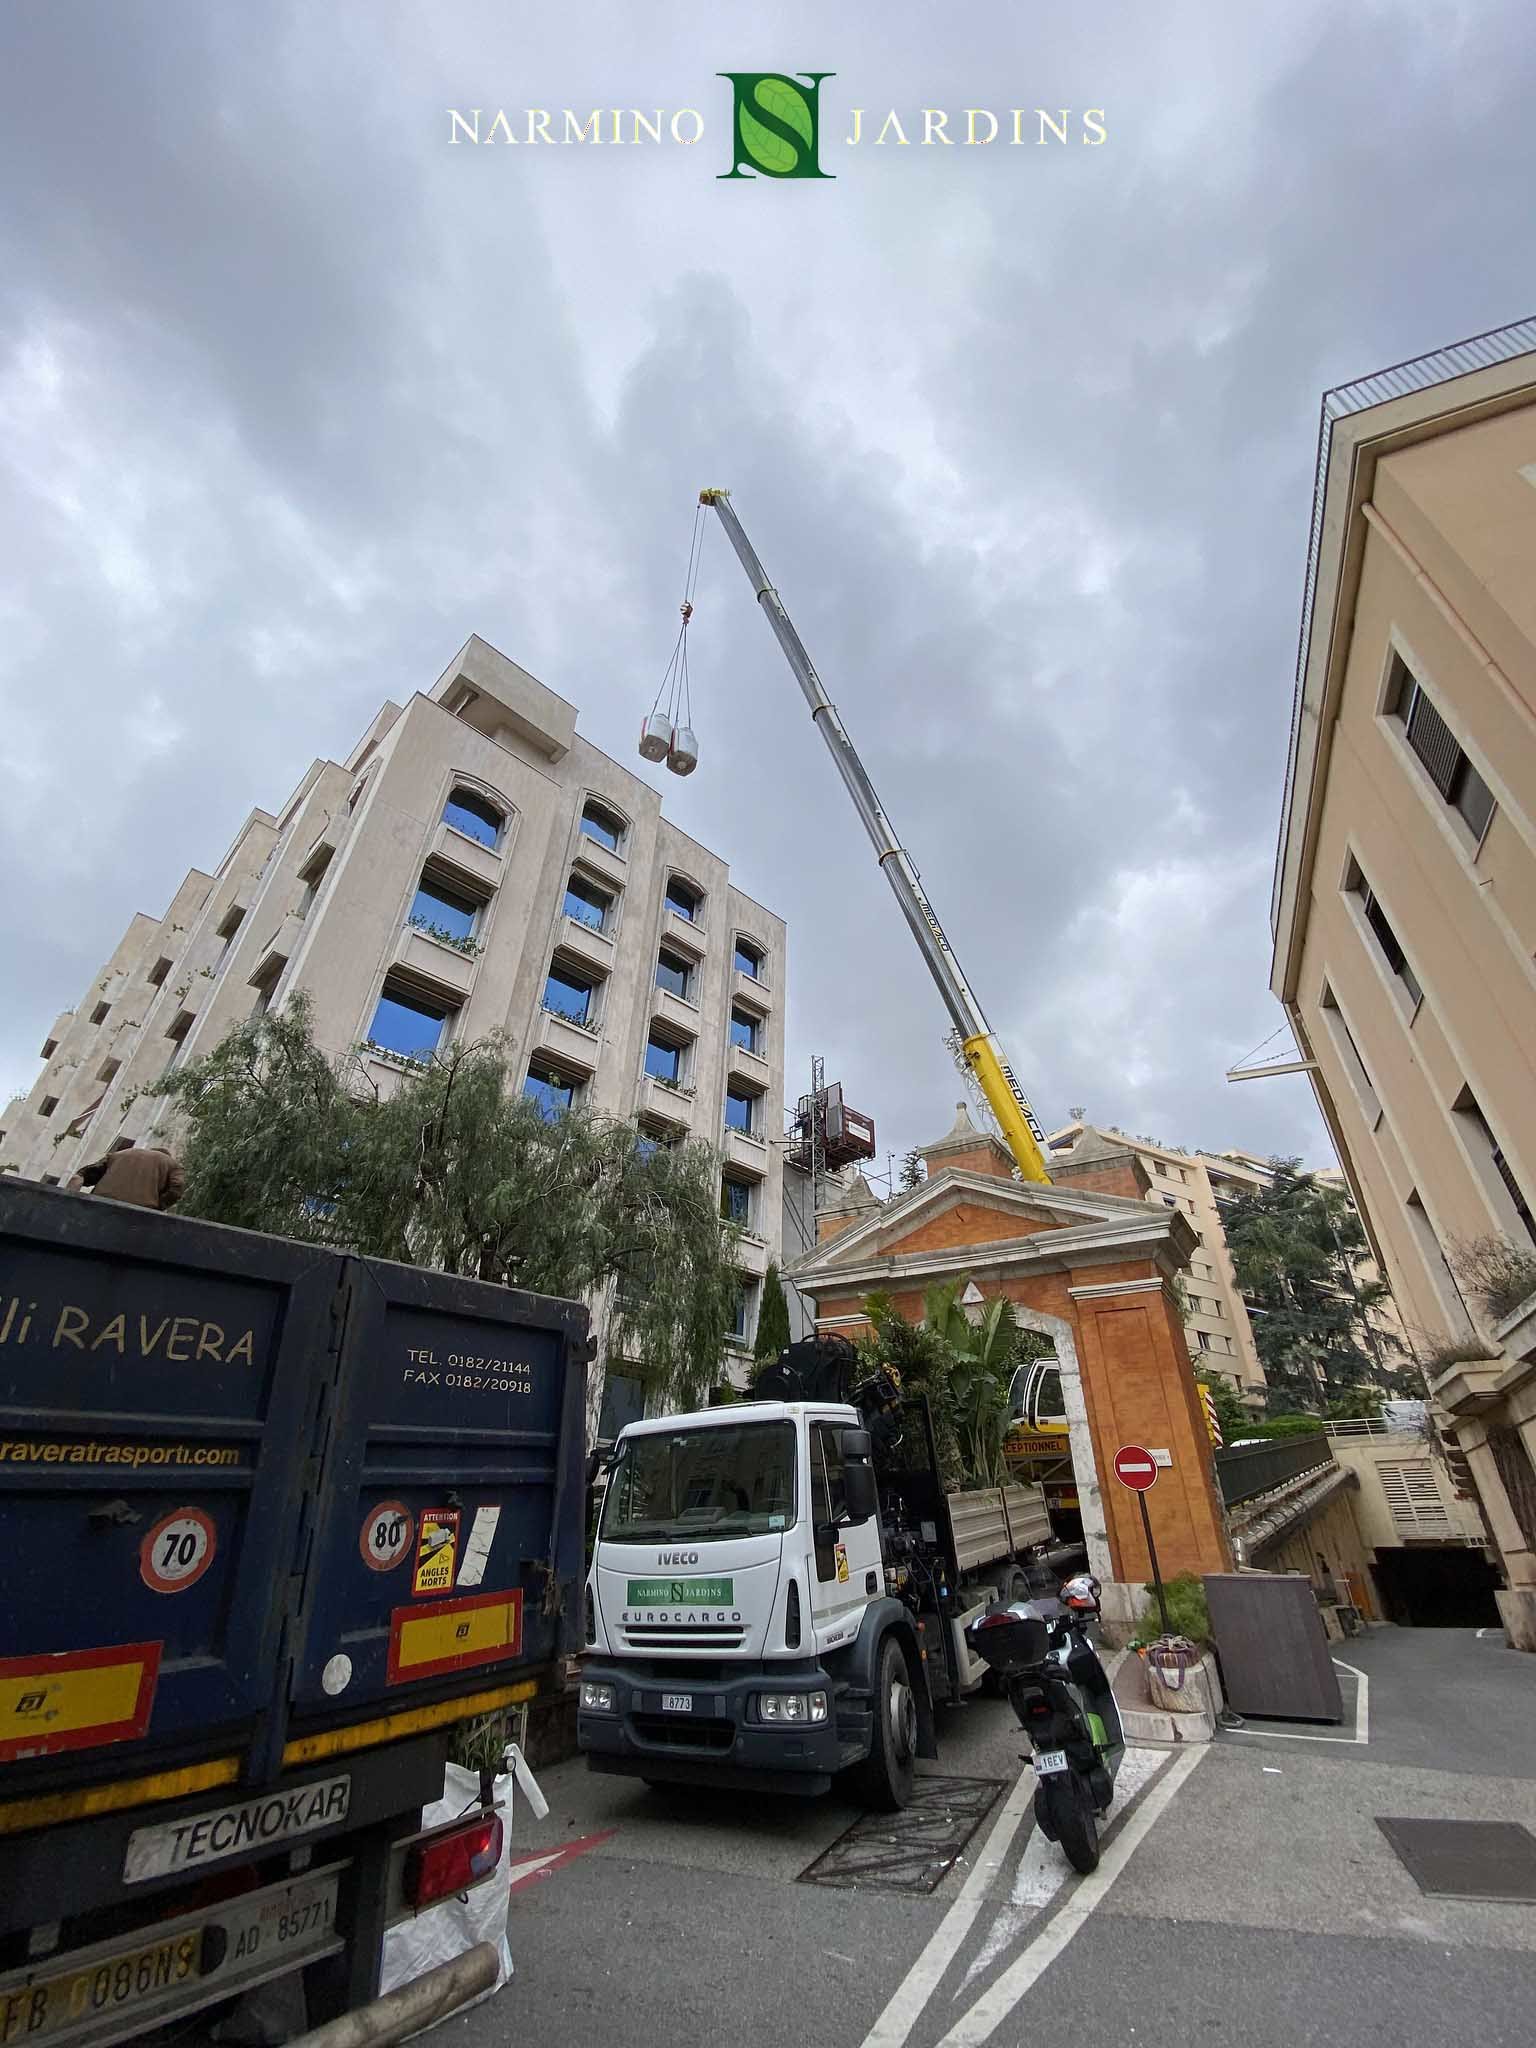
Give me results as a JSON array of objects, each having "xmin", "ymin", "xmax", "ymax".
[
  {"xmin": 1045, "ymin": 1122, "xmax": 1271, "ymax": 1411},
  {"xmin": 1, "ymin": 636, "xmax": 787, "ymax": 1432},
  {"xmin": 1269, "ymin": 319, "xmax": 1536, "ymax": 1647}
]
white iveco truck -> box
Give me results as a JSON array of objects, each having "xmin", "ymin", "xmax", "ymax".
[{"xmin": 577, "ymin": 1357, "xmax": 1052, "ymax": 1807}]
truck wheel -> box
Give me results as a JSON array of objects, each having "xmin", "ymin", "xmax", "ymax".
[
  {"xmin": 858, "ymin": 1636, "xmax": 917, "ymax": 1811},
  {"xmin": 1042, "ymin": 1771, "xmax": 1100, "ymax": 1874}
]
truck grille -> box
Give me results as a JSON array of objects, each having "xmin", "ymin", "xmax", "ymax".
[
  {"xmin": 631, "ymin": 1713, "xmax": 736, "ymax": 1752},
  {"xmin": 621, "ymin": 1625, "xmax": 747, "ymax": 1651}
]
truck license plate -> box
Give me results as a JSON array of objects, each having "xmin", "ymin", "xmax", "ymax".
[{"xmin": 661, "ymin": 1694, "xmax": 693, "ymax": 1714}]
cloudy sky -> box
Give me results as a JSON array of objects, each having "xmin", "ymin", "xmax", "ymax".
[{"xmin": 3, "ymin": 1, "xmax": 1532, "ymax": 1178}]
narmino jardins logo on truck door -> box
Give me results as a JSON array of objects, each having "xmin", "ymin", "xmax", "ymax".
[{"xmin": 717, "ymin": 72, "xmax": 834, "ymax": 180}]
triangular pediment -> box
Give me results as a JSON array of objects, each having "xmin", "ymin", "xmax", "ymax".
[{"xmin": 788, "ymin": 1164, "xmax": 1167, "ymax": 1283}]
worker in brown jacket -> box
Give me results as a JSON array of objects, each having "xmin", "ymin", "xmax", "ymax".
[{"xmin": 80, "ymin": 1143, "xmax": 186, "ymax": 1211}]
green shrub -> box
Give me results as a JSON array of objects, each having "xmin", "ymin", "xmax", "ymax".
[{"xmin": 1129, "ymin": 1571, "xmax": 1211, "ymax": 1647}]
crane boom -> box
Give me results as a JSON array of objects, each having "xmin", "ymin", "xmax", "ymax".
[{"xmin": 699, "ymin": 487, "xmax": 1052, "ymax": 1184}]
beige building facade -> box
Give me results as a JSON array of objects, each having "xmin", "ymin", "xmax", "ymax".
[
  {"xmin": 1046, "ymin": 1123, "xmax": 1273, "ymax": 1411},
  {"xmin": 2, "ymin": 636, "xmax": 787, "ymax": 1428},
  {"xmin": 1270, "ymin": 319, "xmax": 1536, "ymax": 1647}
]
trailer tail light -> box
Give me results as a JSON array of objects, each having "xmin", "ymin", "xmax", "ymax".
[
  {"xmin": 785, "ymin": 1578, "xmax": 801, "ymax": 1649},
  {"xmin": 406, "ymin": 1812, "xmax": 504, "ymax": 1909}
]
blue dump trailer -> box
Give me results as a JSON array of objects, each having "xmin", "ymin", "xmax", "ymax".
[{"xmin": 0, "ymin": 1180, "xmax": 590, "ymax": 2044}]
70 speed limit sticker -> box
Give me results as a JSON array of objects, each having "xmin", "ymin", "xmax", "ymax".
[
  {"xmin": 359, "ymin": 1502, "xmax": 414, "ymax": 1573},
  {"xmin": 140, "ymin": 1508, "xmax": 218, "ymax": 1594}
]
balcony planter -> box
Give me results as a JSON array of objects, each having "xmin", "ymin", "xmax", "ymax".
[
  {"xmin": 430, "ymin": 819, "xmax": 503, "ymax": 894},
  {"xmin": 248, "ymin": 913, "xmax": 306, "ymax": 990},
  {"xmin": 640, "ymin": 1074, "xmax": 693, "ymax": 1130},
  {"xmin": 394, "ymin": 923, "xmax": 477, "ymax": 1000},
  {"xmin": 651, "ymin": 986, "xmax": 700, "ymax": 1037},
  {"xmin": 538, "ymin": 1006, "xmax": 601, "ymax": 1073},
  {"xmin": 723, "ymin": 1127, "xmax": 767, "ymax": 1173}
]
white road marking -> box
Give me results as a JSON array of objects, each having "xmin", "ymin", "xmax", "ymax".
[
  {"xmin": 1226, "ymin": 1659, "xmax": 1369, "ymax": 1745},
  {"xmin": 957, "ymin": 1744, "xmax": 1169, "ymax": 1994},
  {"xmin": 935, "ymin": 1746, "xmax": 1208, "ymax": 2048},
  {"xmin": 858, "ymin": 1768, "xmax": 1037, "ymax": 2048}
]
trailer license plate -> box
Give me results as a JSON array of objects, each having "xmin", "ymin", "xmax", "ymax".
[
  {"xmin": 662, "ymin": 1694, "xmax": 693, "ymax": 1714},
  {"xmin": 1033, "ymin": 1748, "xmax": 1068, "ymax": 1775},
  {"xmin": 0, "ymin": 1873, "xmax": 340, "ymax": 2048},
  {"xmin": 1, "ymin": 1930, "xmax": 203, "ymax": 2045}
]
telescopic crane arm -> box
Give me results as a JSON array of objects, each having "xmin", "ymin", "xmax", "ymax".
[{"xmin": 699, "ymin": 487, "xmax": 1052, "ymax": 1185}]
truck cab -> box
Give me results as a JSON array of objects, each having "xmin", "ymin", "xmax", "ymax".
[{"xmin": 578, "ymin": 1394, "xmax": 1049, "ymax": 1806}]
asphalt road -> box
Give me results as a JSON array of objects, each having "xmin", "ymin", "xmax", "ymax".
[{"xmin": 444, "ymin": 1628, "xmax": 1536, "ymax": 2048}]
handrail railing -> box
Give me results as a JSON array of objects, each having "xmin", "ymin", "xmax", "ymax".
[{"xmin": 1215, "ymin": 1432, "xmax": 1335, "ymax": 1508}]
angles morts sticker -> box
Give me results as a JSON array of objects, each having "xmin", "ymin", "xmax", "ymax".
[{"xmin": 411, "ymin": 1509, "xmax": 459, "ymax": 1596}]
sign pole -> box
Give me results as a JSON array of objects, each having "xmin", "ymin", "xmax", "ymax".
[{"xmin": 1138, "ymin": 1490, "xmax": 1171, "ymax": 1637}]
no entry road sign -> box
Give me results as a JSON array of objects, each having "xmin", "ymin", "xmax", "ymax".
[{"xmin": 1113, "ymin": 1445, "xmax": 1159, "ymax": 1491}]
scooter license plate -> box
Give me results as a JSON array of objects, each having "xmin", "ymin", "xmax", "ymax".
[{"xmin": 1033, "ymin": 1748, "xmax": 1068, "ymax": 1775}]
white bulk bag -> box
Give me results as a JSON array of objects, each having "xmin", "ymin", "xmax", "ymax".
[{"xmin": 379, "ymin": 1745, "xmax": 548, "ymax": 2023}]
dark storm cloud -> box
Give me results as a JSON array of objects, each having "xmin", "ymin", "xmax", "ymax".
[{"xmin": 3, "ymin": 0, "xmax": 1532, "ymax": 1182}]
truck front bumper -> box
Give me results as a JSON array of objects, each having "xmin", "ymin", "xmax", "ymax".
[{"xmin": 577, "ymin": 1659, "xmax": 854, "ymax": 1795}]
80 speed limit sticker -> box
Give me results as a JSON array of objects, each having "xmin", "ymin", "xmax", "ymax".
[
  {"xmin": 140, "ymin": 1508, "xmax": 218, "ymax": 1594},
  {"xmin": 359, "ymin": 1502, "xmax": 414, "ymax": 1573}
]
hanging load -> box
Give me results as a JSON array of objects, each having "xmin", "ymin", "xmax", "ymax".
[
  {"xmin": 640, "ymin": 511, "xmax": 706, "ymax": 776},
  {"xmin": 638, "ymin": 710, "xmax": 673, "ymax": 762}
]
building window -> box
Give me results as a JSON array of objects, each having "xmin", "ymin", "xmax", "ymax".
[
  {"xmin": 1320, "ymin": 981, "xmax": 1380, "ymax": 1119},
  {"xmin": 564, "ymin": 873, "xmax": 612, "ymax": 931},
  {"xmin": 655, "ymin": 948, "xmax": 693, "ymax": 1001},
  {"xmin": 725, "ymin": 1084, "xmax": 757, "ymax": 1135},
  {"xmin": 1389, "ymin": 659, "xmax": 1496, "ymax": 842},
  {"xmin": 636, "ymin": 1121, "xmax": 680, "ymax": 1159},
  {"xmin": 544, "ymin": 962, "xmax": 597, "ymax": 1026},
  {"xmin": 733, "ymin": 937, "xmax": 764, "ymax": 980},
  {"xmin": 1193, "ymin": 1329, "xmax": 1211, "ymax": 1350},
  {"xmin": 524, "ymin": 1062, "xmax": 575, "ymax": 1120},
  {"xmin": 730, "ymin": 1007, "xmax": 761, "ymax": 1054},
  {"xmin": 665, "ymin": 877, "xmax": 701, "ymax": 922},
  {"xmin": 730, "ymin": 1278, "xmax": 757, "ymax": 1345},
  {"xmin": 645, "ymin": 1032, "xmax": 683, "ymax": 1085},
  {"xmin": 39, "ymin": 1096, "xmax": 58, "ymax": 1118},
  {"xmin": 90, "ymin": 1002, "xmax": 111, "ymax": 1027},
  {"xmin": 1347, "ymin": 861, "xmax": 1422, "ymax": 1009},
  {"xmin": 721, "ymin": 1175, "xmax": 753, "ymax": 1227},
  {"xmin": 147, "ymin": 956, "xmax": 172, "ymax": 988},
  {"xmin": 1452, "ymin": 1087, "xmax": 1536, "ymax": 1246},
  {"xmin": 1404, "ymin": 1189, "xmax": 1476, "ymax": 1337},
  {"xmin": 580, "ymin": 800, "xmax": 625, "ymax": 854},
  {"xmin": 410, "ymin": 875, "xmax": 479, "ymax": 946},
  {"xmin": 441, "ymin": 787, "xmax": 504, "ymax": 849},
  {"xmin": 1161, "ymin": 1194, "xmax": 1178, "ymax": 1208},
  {"xmin": 369, "ymin": 986, "xmax": 454, "ymax": 1062}
]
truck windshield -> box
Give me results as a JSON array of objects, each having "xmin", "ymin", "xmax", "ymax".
[{"xmin": 601, "ymin": 1421, "xmax": 796, "ymax": 1544}]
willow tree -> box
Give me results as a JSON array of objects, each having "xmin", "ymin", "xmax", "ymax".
[{"xmin": 151, "ymin": 998, "xmax": 742, "ymax": 1412}]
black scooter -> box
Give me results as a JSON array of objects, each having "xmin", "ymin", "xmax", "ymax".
[{"xmin": 967, "ymin": 1581, "xmax": 1124, "ymax": 1874}]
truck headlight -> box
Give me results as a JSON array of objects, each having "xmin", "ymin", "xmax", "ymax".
[
  {"xmin": 580, "ymin": 1681, "xmax": 616, "ymax": 1713},
  {"xmin": 757, "ymin": 1691, "xmax": 828, "ymax": 1724}
]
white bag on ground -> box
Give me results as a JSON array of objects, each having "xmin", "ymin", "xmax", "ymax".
[{"xmin": 379, "ymin": 1744, "xmax": 546, "ymax": 2015}]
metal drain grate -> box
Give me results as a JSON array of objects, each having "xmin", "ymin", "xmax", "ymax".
[
  {"xmin": 1377, "ymin": 1818, "xmax": 1536, "ymax": 1903},
  {"xmin": 798, "ymin": 1776, "xmax": 1004, "ymax": 1896}
]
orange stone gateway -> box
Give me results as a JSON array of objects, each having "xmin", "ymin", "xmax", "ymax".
[{"xmin": 787, "ymin": 1108, "xmax": 1232, "ymax": 1638}]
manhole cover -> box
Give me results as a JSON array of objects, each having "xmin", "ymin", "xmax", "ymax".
[
  {"xmin": 1377, "ymin": 1818, "xmax": 1536, "ymax": 1903},
  {"xmin": 798, "ymin": 1776, "xmax": 1004, "ymax": 1896}
]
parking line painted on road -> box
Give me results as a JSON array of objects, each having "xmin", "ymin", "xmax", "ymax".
[
  {"xmin": 1225, "ymin": 1660, "xmax": 1369, "ymax": 1746},
  {"xmin": 935, "ymin": 1746, "xmax": 1208, "ymax": 2048},
  {"xmin": 859, "ymin": 1767, "xmax": 1037, "ymax": 2048}
]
